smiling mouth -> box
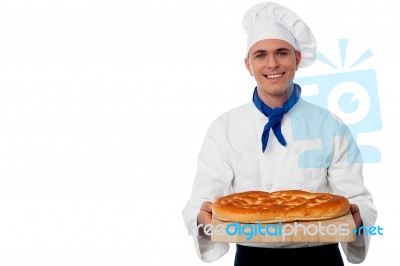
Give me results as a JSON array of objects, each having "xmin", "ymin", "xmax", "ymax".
[{"xmin": 264, "ymin": 73, "xmax": 284, "ymax": 79}]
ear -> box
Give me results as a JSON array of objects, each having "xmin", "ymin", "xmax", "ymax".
[
  {"xmin": 295, "ymin": 51, "xmax": 301, "ymax": 70},
  {"xmin": 244, "ymin": 57, "xmax": 253, "ymax": 76}
]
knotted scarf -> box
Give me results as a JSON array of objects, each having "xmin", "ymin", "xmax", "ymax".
[{"xmin": 252, "ymin": 84, "xmax": 301, "ymax": 152}]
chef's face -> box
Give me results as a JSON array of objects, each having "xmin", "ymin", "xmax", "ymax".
[{"xmin": 245, "ymin": 39, "xmax": 301, "ymax": 106}]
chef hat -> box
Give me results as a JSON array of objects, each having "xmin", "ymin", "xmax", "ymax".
[{"xmin": 243, "ymin": 2, "xmax": 317, "ymax": 67}]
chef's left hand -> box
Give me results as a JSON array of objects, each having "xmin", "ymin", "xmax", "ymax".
[{"xmin": 350, "ymin": 204, "xmax": 363, "ymax": 230}]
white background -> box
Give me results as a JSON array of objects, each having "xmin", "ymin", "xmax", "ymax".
[{"xmin": 0, "ymin": 0, "xmax": 399, "ymax": 265}]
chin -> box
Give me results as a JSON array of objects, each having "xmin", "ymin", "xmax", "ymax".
[{"xmin": 265, "ymin": 85, "xmax": 288, "ymax": 95}]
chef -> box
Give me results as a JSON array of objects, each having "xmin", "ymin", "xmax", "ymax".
[{"xmin": 182, "ymin": 2, "xmax": 377, "ymax": 265}]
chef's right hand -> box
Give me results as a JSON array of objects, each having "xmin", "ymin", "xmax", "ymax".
[{"xmin": 197, "ymin": 201, "xmax": 212, "ymax": 237}]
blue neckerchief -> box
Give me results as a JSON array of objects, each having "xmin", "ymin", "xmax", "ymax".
[{"xmin": 252, "ymin": 84, "xmax": 301, "ymax": 152}]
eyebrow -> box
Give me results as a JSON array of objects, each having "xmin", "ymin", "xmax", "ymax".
[{"xmin": 252, "ymin": 48, "xmax": 292, "ymax": 56}]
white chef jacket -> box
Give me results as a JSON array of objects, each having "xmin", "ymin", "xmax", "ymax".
[{"xmin": 182, "ymin": 97, "xmax": 377, "ymax": 264}]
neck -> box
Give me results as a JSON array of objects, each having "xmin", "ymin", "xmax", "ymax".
[{"xmin": 257, "ymin": 84, "xmax": 294, "ymax": 108}]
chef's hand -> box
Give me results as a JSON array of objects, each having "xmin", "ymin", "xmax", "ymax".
[
  {"xmin": 350, "ymin": 204, "xmax": 363, "ymax": 230},
  {"xmin": 197, "ymin": 201, "xmax": 213, "ymax": 237}
]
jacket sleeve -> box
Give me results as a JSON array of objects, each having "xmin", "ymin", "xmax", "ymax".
[
  {"xmin": 182, "ymin": 115, "xmax": 234, "ymax": 262},
  {"xmin": 327, "ymin": 122, "xmax": 378, "ymax": 264}
]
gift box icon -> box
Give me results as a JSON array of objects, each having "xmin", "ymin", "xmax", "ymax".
[{"xmin": 294, "ymin": 40, "xmax": 382, "ymax": 164}]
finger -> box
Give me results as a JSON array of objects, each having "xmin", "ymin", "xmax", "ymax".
[{"xmin": 204, "ymin": 214, "xmax": 212, "ymax": 224}]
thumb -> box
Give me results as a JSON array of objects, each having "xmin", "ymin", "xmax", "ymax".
[
  {"xmin": 201, "ymin": 201, "xmax": 213, "ymax": 213},
  {"xmin": 350, "ymin": 204, "xmax": 359, "ymax": 213}
]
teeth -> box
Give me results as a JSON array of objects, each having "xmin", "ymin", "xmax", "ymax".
[{"xmin": 266, "ymin": 73, "xmax": 283, "ymax": 79}]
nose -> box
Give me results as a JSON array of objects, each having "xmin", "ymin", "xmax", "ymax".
[{"xmin": 267, "ymin": 55, "xmax": 279, "ymax": 69}]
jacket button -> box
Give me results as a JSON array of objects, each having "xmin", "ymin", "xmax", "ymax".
[
  {"xmin": 294, "ymin": 148, "xmax": 300, "ymax": 154},
  {"xmin": 266, "ymin": 183, "xmax": 272, "ymax": 190},
  {"xmin": 297, "ymin": 181, "xmax": 303, "ymax": 187}
]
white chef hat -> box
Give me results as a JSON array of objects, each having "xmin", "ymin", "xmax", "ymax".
[{"xmin": 243, "ymin": 2, "xmax": 317, "ymax": 67}]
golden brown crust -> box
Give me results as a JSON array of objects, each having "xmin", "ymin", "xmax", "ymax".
[{"xmin": 212, "ymin": 190, "xmax": 350, "ymax": 223}]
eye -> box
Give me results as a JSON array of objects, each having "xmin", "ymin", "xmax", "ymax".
[
  {"xmin": 255, "ymin": 53, "xmax": 266, "ymax": 59},
  {"xmin": 276, "ymin": 51, "xmax": 289, "ymax": 56}
]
